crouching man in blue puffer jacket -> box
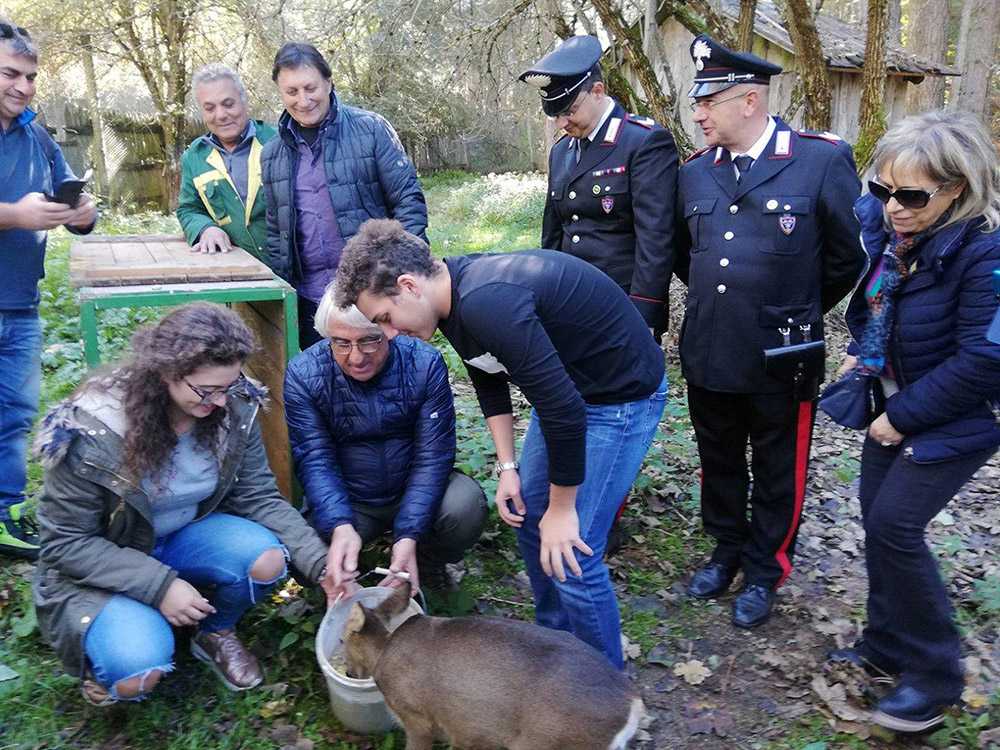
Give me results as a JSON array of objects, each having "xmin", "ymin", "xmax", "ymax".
[{"xmin": 284, "ymin": 282, "xmax": 487, "ymax": 598}]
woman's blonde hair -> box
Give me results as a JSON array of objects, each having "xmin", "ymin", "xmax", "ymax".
[{"xmin": 867, "ymin": 110, "xmax": 1000, "ymax": 232}]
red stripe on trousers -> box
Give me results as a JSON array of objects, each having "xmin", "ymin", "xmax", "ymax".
[{"xmin": 774, "ymin": 401, "xmax": 813, "ymax": 587}]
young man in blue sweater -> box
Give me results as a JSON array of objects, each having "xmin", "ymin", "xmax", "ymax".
[{"xmin": 0, "ymin": 21, "xmax": 97, "ymax": 559}]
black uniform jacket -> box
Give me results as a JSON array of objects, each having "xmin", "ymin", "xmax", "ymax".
[
  {"xmin": 675, "ymin": 118, "xmax": 864, "ymax": 394},
  {"xmin": 542, "ymin": 100, "xmax": 678, "ymax": 329}
]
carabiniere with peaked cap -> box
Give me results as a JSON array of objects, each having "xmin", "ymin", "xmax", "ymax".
[
  {"xmin": 675, "ymin": 33, "xmax": 865, "ymax": 631},
  {"xmin": 518, "ymin": 34, "xmax": 680, "ymax": 333},
  {"xmin": 688, "ymin": 33, "xmax": 783, "ymax": 99},
  {"xmin": 518, "ymin": 35, "xmax": 604, "ymax": 116}
]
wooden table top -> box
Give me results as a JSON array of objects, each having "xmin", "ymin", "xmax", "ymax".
[{"xmin": 70, "ymin": 234, "xmax": 276, "ymax": 288}]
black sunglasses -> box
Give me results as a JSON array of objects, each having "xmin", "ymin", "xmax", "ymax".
[
  {"xmin": 867, "ymin": 180, "xmax": 944, "ymax": 210},
  {"xmin": 0, "ymin": 23, "xmax": 29, "ymax": 39}
]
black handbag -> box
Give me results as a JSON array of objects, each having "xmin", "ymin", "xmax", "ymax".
[{"xmin": 818, "ymin": 369, "xmax": 875, "ymax": 429}]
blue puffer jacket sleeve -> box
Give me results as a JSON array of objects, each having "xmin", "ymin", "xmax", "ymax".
[
  {"xmin": 394, "ymin": 352, "xmax": 456, "ymax": 541},
  {"xmin": 372, "ymin": 115, "xmax": 428, "ymax": 243},
  {"xmin": 885, "ymin": 229, "xmax": 1000, "ymax": 435},
  {"xmin": 284, "ymin": 353, "xmax": 354, "ymax": 536}
]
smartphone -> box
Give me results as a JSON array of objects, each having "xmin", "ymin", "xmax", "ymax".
[{"xmin": 46, "ymin": 169, "xmax": 92, "ymax": 208}]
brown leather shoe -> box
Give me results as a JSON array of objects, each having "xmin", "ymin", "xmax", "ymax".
[{"xmin": 191, "ymin": 629, "xmax": 263, "ymax": 691}]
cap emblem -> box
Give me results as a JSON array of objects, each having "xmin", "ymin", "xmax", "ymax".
[
  {"xmin": 693, "ymin": 39, "xmax": 712, "ymax": 71},
  {"xmin": 522, "ymin": 74, "xmax": 552, "ymax": 88}
]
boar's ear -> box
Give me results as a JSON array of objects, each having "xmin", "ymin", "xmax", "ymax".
[
  {"xmin": 375, "ymin": 581, "xmax": 412, "ymax": 619},
  {"xmin": 345, "ymin": 603, "xmax": 368, "ymax": 634}
]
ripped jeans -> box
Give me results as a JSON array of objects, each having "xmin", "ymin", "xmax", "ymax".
[{"xmin": 83, "ymin": 513, "xmax": 286, "ymax": 698}]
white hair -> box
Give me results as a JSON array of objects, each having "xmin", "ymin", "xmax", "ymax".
[
  {"xmin": 314, "ymin": 284, "xmax": 380, "ymax": 338},
  {"xmin": 192, "ymin": 63, "xmax": 248, "ymax": 104}
]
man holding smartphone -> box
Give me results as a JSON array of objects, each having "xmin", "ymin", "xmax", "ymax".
[{"xmin": 0, "ymin": 20, "xmax": 97, "ymax": 560}]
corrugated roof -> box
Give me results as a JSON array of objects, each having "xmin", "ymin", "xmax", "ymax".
[{"xmin": 721, "ymin": 0, "xmax": 960, "ymax": 76}]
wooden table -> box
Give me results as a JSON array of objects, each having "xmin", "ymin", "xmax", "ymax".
[{"xmin": 70, "ymin": 234, "xmax": 301, "ymax": 500}]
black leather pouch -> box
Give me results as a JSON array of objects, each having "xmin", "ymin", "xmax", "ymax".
[{"xmin": 763, "ymin": 340, "xmax": 826, "ymax": 401}]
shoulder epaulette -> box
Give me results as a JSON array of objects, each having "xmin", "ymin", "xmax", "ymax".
[
  {"xmin": 683, "ymin": 145, "xmax": 712, "ymax": 164},
  {"xmin": 553, "ymin": 130, "xmax": 569, "ymax": 145},
  {"xmin": 625, "ymin": 114, "xmax": 656, "ymax": 129},
  {"xmin": 798, "ymin": 130, "xmax": 843, "ymax": 145}
]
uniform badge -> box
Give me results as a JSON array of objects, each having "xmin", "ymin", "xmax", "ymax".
[
  {"xmin": 693, "ymin": 39, "xmax": 712, "ymax": 71},
  {"xmin": 592, "ymin": 184, "xmax": 602, "ymax": 195},
  {"xmin": 602, "ymin": 196, "xmax": 615, "ymax": 214},
  {"xmin": 779, "ymin": 214, "xmax": 796, "ymax": 235}
]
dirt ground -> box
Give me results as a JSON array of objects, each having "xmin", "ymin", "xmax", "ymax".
[{"xmin": 616, "ymin": 411, "xmax": 1000, "ymax": 749}]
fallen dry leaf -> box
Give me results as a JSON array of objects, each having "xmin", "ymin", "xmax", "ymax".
[
  {"xmin": 962, "ymin": 686, "xmax": 989, "ymax": 710},
  {"xmin": 810, "ymin": 675, "xmax": 866, "ymax": 722},
  {"xmin": 621, "ymin": 634, "xmax": 642, "ymax": 661},
  {"xmin": 674, "ymin": 659, "xmax": 712, "ymax": 685}
]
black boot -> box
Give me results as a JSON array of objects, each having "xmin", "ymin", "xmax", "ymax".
[
  {"xmin": 871, "ymin": 685, "xmax": 953, "ymax": 733},
  {"xmin": 731, "ymin": 583, "xmax": 774, "ymax": 628},
  {"xmin": 686, "ymin": 562, "xmax": 737, "ymax": 599}
]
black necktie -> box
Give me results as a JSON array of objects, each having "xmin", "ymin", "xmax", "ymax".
[
  {"xmin": 576, "ymin": 137, "xmax": 591, "ymax": 164},
  {"xmin": 734, "ymin": 155, "xmax": 754, "ymax": 183}
]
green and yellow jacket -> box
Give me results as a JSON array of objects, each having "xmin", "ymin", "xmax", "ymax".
[{"xmin": 176, "ymin": 121, "xmax": 276, "ymax": 259}]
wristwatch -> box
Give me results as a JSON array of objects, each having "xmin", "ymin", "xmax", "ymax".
[{"xmin": 493, "ymin": 460, "xmax": 520, "ymax": 478}]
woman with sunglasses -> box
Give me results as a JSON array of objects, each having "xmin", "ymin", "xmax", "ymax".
[
  {"xmin": 32, "ymin": 303, "xmax": 336, "ymax": 705},
  {"xmin": 829, "ymin": 110, "xmax": 1000, "ymax": 732}
]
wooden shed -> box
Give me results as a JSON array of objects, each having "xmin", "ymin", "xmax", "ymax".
[{"xmin": 652, "ymin": 0, "xmax": 959, "ymax": 146}]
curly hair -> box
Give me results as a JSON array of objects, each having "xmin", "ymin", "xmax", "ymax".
[
  {"xmin": 82, "ymin": 303, "xmax": 258, "ymax": 481},
  {"xmin": 334, "ymin": 219, "xmax": 438, "ymax": 307}
]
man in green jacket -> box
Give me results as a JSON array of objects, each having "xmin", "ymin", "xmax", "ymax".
[{"xmin": 177, "ymin": 64, "xmax": 275, "ymax": 258}]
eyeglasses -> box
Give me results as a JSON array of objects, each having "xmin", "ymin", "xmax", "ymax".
[
  {"xmin": 551, "ymin": 90, "xmax": 591, "ymax": 119},
  {"xmin": 689, "ymin": 91, "xmax": 748, "ymax": 112},
  {"xmin": 183, "ymin": 374, "xmax": 246, "ymax": 405},
  {"xmin": 0, "ymin": 23, "xmax": 30, "ymax": 39},
  {"xmin": 330, "ymin": 334, "xmax": 384, "ymax": 355},
  {"xmin": 867, "ymin": 180, "xmax": 945, "ymax": 209}
]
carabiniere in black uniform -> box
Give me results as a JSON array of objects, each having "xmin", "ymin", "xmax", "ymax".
[
  {"xmin": 675, "ymin": 35, "xmax": 865, "ymax": 626},
  {"xmin": 520, "ymin": 35, "xmax": 678, "ymax": 332}
]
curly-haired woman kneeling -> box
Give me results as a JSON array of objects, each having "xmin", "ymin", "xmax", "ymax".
[{"xmin": 32, "ymin": 303, "xmax": 334, "ymax": 705}]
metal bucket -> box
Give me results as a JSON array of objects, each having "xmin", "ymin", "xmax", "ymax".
[{"xmin": 314, "ymin": 586, "xmax": 423, "ymax": 734}]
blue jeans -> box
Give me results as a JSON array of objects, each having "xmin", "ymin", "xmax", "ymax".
[
  {"xmin": 517, "ymin": 375, "xmax": 667, "ymax": 668},
  {"xmin": 84, "ymin": 513, "xmax": 286, "ymax": 697},
  {"xmin": 0, "ymin": 310, "xmax": 42, "ymax": 519}
]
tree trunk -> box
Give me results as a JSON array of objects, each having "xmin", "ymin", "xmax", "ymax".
[
  {"xmin": 589, "ymin": 0, "xmax": 696, "ymax": 156},
  {"xmin": 778, "ymin": 0, "xmax": 832, "ymax": 130},
  {"xmin": 887, "ymin": 0, "xmax": 901, "ymax": 45},
  {"xmin": 904, "ymin": 0, "xmax": 948, "ymax": 112},
  {"xmin": 736, "ymin": 0, "xmax": 758, "ymax": 52},
  {"xmin": 80, "ymin": 34, "xmax": 109, "ymax": 199},
  {"xmin": 856, "ymin": 0, "xmax": 890, "ymax": 171},
  {"xmin": 681, "ymin": 0, "xmax": 737, "ymax": 48},
  {"xmin": 948, "ymin": 0, "xmax": 1000, "ymax": 119},
  {"xmin": 546, "ymin": 0, "xmax": 574, "ymax": 40}
]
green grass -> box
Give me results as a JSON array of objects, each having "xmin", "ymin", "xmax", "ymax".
[
  {"xmin": 2, "ymin": 176, "xmax": 562, "ymax": 749},
  {"xmin": 6, "ymin": 170, "xmax": 935, "ymax": 750},
  {"xmin": 424, "ymin": 170, "xmax": 545, "ymax": 257}
]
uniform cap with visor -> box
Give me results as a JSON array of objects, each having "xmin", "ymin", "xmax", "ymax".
[
  {"xmin": 519, "ymin": 35, "xmax": 604, "ymax": 117},
  {"xmin": 687, "ymin": 34, "xmax": 783, "ymax": 99}
]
